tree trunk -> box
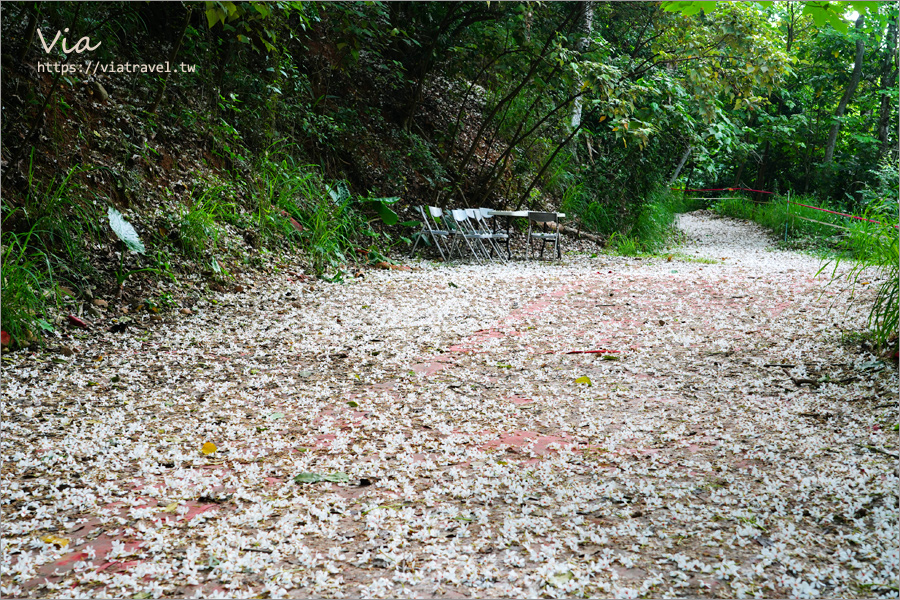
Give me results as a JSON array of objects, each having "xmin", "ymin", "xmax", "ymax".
[
  {"xmin": 453, "ymin": 4, "xmax": 580, "ymax": 193},
  {"xmin": 824, "ymin": 15, "xmax": 866, "ymax": 164},
  {"xmin": 17, "ymin": 2, "xmax": 41, "ymax": 64},
  {"xmin": 569, "ymin": 1, "xmax": 593, "ymax": 133},
  {"xmin": 876, "ymin": 16, "xmax": 899, "ymax": 161},
  {"xmin": 668, "ymin": 145, "xmax": 692, "ymax": 184},
  {"xmin": 682, "ymin": 160, "xmax": 694, "ymax": 202},
  {"xmin": 732, "ymin": 158, "xmax": 746, "ymax": 188}
]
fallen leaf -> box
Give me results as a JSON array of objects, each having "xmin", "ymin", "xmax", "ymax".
[
  {"xmin": 40, "ymin": 534, "xmax": 69, "ymax": 547},
  {"xmin": 347, "ymin": 401, "xmax": 359, "ymax": 407},
  {"xmin": 159, "ymin": 502, "xmax": 179, "ymax": 513},
  {"xmin": 201, "ymin": 442, "xmax": 217, "ymax": 455},
  {"xmin": 575, "ymin": 376, "xmax": 592, "ymax": 386},
  {"xmin": 67, "ymin": 315, "xmax": 89, "ymax": 328},
  {"xmin": 294, "ymin": 472, "xmax": 350, "ymax": 484},
  {"xmin": 547, "ymin": 571, "xmax": 574, "ymax": 587},
  {"xmin": 266, "ymin": 412, "xmax": 285, "ymax": 420}
]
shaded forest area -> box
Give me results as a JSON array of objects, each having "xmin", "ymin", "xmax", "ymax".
[{"xmin": 1, "ymin": 1, "xmax": 898, "ymax": 347}]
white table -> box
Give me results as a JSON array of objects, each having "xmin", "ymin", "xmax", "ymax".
[
  {"xmin": 486, "ymin": 210, "xmax": 566, "ymax": 259},
  {"xmin": 487, "ymin": 210, "xmax": 566, "ymax": 218}
]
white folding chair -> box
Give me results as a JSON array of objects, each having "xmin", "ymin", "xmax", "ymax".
[
  {"xmin": 409, "ymin": 205, "xmax": 453, "ymax": 260},
  {"xmin": 449, "ymin": 209, "xmax": 488, "ymax": 262},
  {"xmin": 470, "ymin": 208, "xmax": 508, "ymax": 262},
  {"xmin": 527, "ymin": 212, "xmax": 561, "ymax": 260}
]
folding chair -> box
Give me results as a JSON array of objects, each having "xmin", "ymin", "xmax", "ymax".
[
  {"xmin": 527, "ymin": 212, "xmax": 561, "ymax": 260},
  {"xmin": 409, "ymin": 206, "xmax": 453, "ymax": 260},
  {"xmin": 480, "ymin": 208, "xmax": 513, "ymax": 260},
  {"xmin": 471, "ymin": 208, "xmax": 508, "ymax": 262},
  {"xmin": 449, "ymin": 209, "xmax": 488, "ymax": 262},
  {"xmin": 463, "ymin": 208, "xmax": 498, "ymax": 262}
]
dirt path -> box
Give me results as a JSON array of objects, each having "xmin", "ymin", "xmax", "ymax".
[{"xmin": 2, "ymin": 212, "xmax": 897, "ymax": 598}]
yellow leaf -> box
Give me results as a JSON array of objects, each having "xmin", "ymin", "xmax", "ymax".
[
  {"xmin": 40, "ymin": 534, "xmax": 69, "ymax": 547},
  {"xmin": 201, "ymin": 442, "xmax": 217, "ymax": 455},
  {"xmin": 598, "ymin": 115, "xmax": 606, "ymax": 122},
  {"xmin": 575, "ymin": 376, "xmax": 592, "ymax": 386},
  {"xmin": 159, "ymin": 502, "xmax": 179, "ymax": 513}
]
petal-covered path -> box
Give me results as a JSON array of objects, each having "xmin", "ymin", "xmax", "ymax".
[{"xmin": 2, "ymin": 212, "xmax": 897, "ymax": 598}]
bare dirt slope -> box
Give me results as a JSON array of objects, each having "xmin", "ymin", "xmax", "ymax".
[{"xmin": 2, "ymin": 212, "xmax": 897, "ymax": 598}]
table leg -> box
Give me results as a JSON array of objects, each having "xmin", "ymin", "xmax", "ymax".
[{"xmin": 505, "ymin": 216, "xmax": 512, "ymax": 260}]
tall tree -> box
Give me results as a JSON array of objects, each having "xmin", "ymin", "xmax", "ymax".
[{"xmin": 823, "ymin": 13, "xmax": 865, "ymax": 164}]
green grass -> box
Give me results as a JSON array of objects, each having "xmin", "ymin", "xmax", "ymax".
[
  {"xmin": 177, "ymin": 184, "xmax": 232, "ymax": 270},
  {"xmin": 591, "ymin": 188, "xmax": 703, "ymax": 256},
  {"xmin": 825, "ymin": 198, "xmax": 899, "ymax": 349},
  {"xmin": 252, "ymin": 151, "xmax": 376, "ymax": 279},
  {"xmin": 667, "ymin": 252, "xmax": 720, "ymax": 264},
  {"xmin": 1, "ymin": 158, "xmax": 101, "ymax": 346},
  {"xmin": 1, "ymin": 224, "xmax": 57, "ymax": 346},
  {"xmin": 711, "ymin": 194, "xmax": 887, "ymax": 254}
]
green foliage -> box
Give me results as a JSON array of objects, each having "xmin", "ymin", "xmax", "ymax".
[
  {"xmin": 829, "ymin": 199, "xmax": 899, "ymax": 349},
  {"xmin": 0, "ymin": 223, "xmax": 56, "ymax": 346},
  {"xmin": 608, "ymin": 233, "xmax": 642, "ymax": 257},
  {"xmin": 0, "ymin": 159, "xmax": 101, "ymax": 344},
  {"xmin": 177, "ymin": 191, "xmax": 226, "ymax": 263},
  {"xmin": 711, "ymin": 194, "xmax": 887, "ymax": 252},
  {"xmin": 300, "ymin": 190, "xmax": 364, "ymax": 280},
  {"xmin": 712, "ymin": 196, "xmax": 757, "ymax": 222},
  {"xmin": 578, "ymin": 187, "xmax": 700, "ymax": 255},
  {"xmin": 108, "ymin": 206, "xmax": 145, "ymax": 254}
]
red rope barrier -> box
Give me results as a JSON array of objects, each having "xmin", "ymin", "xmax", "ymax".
[{"xmin": 786, "ymin": 200, "xmax": 900, "ymax": 230}]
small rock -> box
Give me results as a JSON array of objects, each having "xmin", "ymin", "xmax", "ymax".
[{"xmin": 91, "ymin": 81, "xmax": 109, "ymax": 102}]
